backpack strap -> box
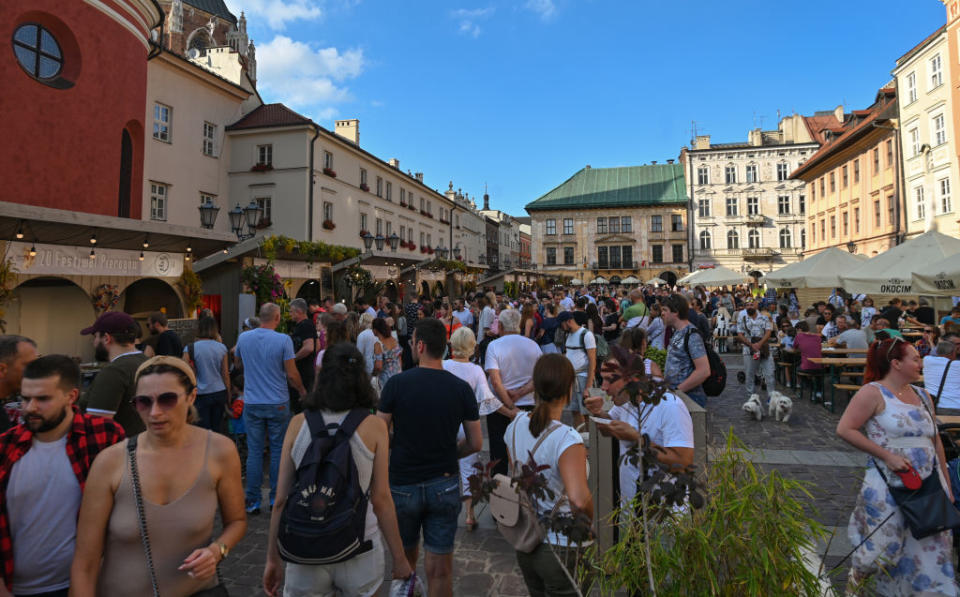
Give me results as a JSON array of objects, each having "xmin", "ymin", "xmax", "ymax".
[
  {"xmin": 509, "ymin": 417, "xmax": 561, "ymax": 476},
  {"xmin": 303, "ymin": 409, "xmax": 330, "ymax": 438},
  {"xmin": 935, "ymin": 360, "xmax": 953, "ymax": 406},
  {"xmin": 337, "ymin": 408, "xmax": 370, "ymax": 438}
]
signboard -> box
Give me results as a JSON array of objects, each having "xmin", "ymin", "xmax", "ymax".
[
  {"xmin": 167, "ymin": 318, "xmax": 198, "ymax": 344},
  {"xmin": 7, "ymin": 241, "xmax": 182, "ymax": 278},
  {"xmin": 253, "ymin": 258, "xmax": 323, "ymax": 280}
]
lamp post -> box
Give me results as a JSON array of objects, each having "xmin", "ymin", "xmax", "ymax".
[
  {"xmin": 846, "ymin": 240, "xmax": 856, "ymax": 254},
  {"xmin": 375, "ymin": 234, "xmax": 385, "ymax": 252},
  {"xmin": 453, "ymin": 246, "xmax": 462, "ymax": 260},
  {"xmin": 388, "ymin": 232, "xmax": 400, "ymax": 252},
  {"xmin": 198, "ymin": 198, "xmax": 220, "ymax": 229},
  {"xmin": 362, "ymin": 231, "xmax": 374, "ymax": 251},
  {"xmin": 437, "ymin": 246, "xmax": 449, "ymax": 259},
  {"xmin": 228, "ymin": 201, "xmax": 262, "ymax": 240}
]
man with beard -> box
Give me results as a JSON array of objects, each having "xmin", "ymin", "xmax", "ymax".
[
  {"xmin": 80, "ymin": 312, "xmax": 147, "ymax": 435},
  {"xmin": 0, "ymin": 355, "xmax": 124, "ymax": 596},
  {"xmin": 0, "ymin": 336, "xmax": 38, "ymax": 435}
]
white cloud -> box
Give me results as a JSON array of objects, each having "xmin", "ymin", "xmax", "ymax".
[
  {"xmin": 524, "ymin": 0, "xmax": 556, "ymax": 21},
  {"xmin": 232, "ymin": 0, "xmax": 323, "ymax": 30},
  {"xmin": 256, "ymin": 36, "xmax": 364, "ymax": 117},
  {"xmin": 450, "ymin": 6, "xmax": 494, "ymax": 37}
]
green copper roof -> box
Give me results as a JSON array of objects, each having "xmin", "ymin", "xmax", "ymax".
[{"xmin": 525, "ymin": 164, "xmax": 687, "ymax": 212}]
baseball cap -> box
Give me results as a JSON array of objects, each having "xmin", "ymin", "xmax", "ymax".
[
  {"xmin": 81, "ymin": 311, "xmax": 138, "ymax": 336},
  {"xmin": 332, "ymin": 303, "xmax": 348, "ymax": 315},
  {"xmin": 556, "ymin": 311, "xmax": 574, "ymax": 323}
]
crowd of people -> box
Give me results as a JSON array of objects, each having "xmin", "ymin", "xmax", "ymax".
[{"xmin": 0, "ymin": 281, "xmax": 959, "ymax": 595}]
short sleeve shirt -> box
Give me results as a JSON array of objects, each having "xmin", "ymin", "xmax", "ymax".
[
  {"xmin": 485, "ymin": 334, "xmax": 543, "ymax": 406},
  {"xmin": 563, "ymin": 327, "xmax": 596, "ymax": 374},
  {"xmin": 665, "ymin": 325, "xmax": 706, "ymax": 402},
  {"xmin": 736, "ymin": 313, "xmax": 772, "ymax": 354},
  {"xmin": 235, "ymin": 328, "xmax": 295, "ymax": 405}
]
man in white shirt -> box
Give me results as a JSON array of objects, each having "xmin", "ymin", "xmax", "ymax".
[
  {"xmin": 558, "ymin": 310, "xmax": 596, "ymax": 428},
  {"xmin": 452, "ymin": 299, "xmax": 474, "ymax": 329},
  {"xmin": 735, "ymin": 300, "xmax": 774, "ymax": 405},
  {"xmin": 358, "ymin": 298, "xmax": 377, "ymax": 319},
  {"xmin": 924, "ymin": 340, "xmax": 960, "ymax": 412},
  {"xmin": 559, "ymin": 290, "xmax": 575, "ymax": 312},
  {"xmin": 827, "ymin": 315, "xmax": 868, "ymax": 349},
  {"xmin": 356, "ymin": 313, "xmax": 378, "ymax": 376}
]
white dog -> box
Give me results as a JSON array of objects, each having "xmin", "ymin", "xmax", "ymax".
[
  {"xmin": 742, "ymin": 393, "xmax": 763, "ymax": 421},
  {"xmin": 768, "ymin": 391, "xmax": 793, "ymax": 423}
]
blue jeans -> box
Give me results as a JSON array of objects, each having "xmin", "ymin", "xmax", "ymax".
[
  {"xmin": 196, "ymin": 390, "xmax": 228, "ymax": 433},
  {"xmin": 390, "ymin": 475, "xmax": 461, "ymax": 554},
  {"xmin": 243, "ymin": 402, "xmax": 290, "ymax": 504}
]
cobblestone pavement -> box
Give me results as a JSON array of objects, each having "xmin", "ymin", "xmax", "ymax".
[{"xmin": 221, "ymin": 353, "xmax": 867, "ymax": 595}]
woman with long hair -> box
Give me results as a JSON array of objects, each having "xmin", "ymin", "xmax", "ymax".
[
  {"xmin": 505, "ymin": 353, "xmax": 592, "ymax": 596},
  {"xmin": 344, "ymin": 311, "xmax": 360, "ymax": 344},
  {"xmin": 618, "ymin": 326, "xmax": 663, "ymax": 379},
  {"xmin": 520, "ymin": 302, "xmax": 538, "ymax": 340},
  {"xmin": 316, "ymin": 319, "xmax": 349, "ymax": 368},
  {"xmin": 585, "ymin": 303, "xmax": 603, "ymax": 338},
  {"xmin": 837, "ymin": 337, "xmax": 956, "ymax": 594},
  {"xmin": 372, "ymin": 317, "xmax": 402, "ymax": 387},
  {"xmin": 184, "ymin": 316, "xmax": 232, "ymax": 432},
  {"xmin": 71, "ymin": 357, "xmax": 246, "ymax": 596},
  {"xmin": 263, "ymin": 343, "xmax": 412, "ymax": 596}
]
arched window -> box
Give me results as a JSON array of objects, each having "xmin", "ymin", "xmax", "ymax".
[
  {"xmin": 727, "ymin": 230, "xmax": 739, "ymax": 249},
  {"xmin": 748, "ymin": 229, "xmax": 760, "ymax": 249},
  {"xmin": 699, "ymin": 230, "xmax": 711, "ymax": 250},
  {"xmin": 118, "ymin": 129, "xmax": 132, "ymax": 218},
  {"xmin": 779, "ymin": 227, "xmax": 792, "ymax": 249}
]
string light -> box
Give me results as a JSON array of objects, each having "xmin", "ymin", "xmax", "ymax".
[
  {"xmin": 28, "ymin": 244, "xmax": 36, "ymax": 257},
  {"xmin": 15, "ymin": 223, "xmax": 24, "ymax": 240},
  {"xmin": 89, "ymin": 248, "xmax": 96, "ymax": 260},
  {"xmin": 89, "ymin": 233, "xmax": 97, "ymax": 245},
  {"xmin": 139, "ymin": 251, "xmax": 144, "ymax": 262},
  {"xmin": 143, "ymin": 235, "xmax": 150, "ymax": 249},
  {"xmin": 186, "ymin": 243, "xmax": 192, "ymax": 253}
]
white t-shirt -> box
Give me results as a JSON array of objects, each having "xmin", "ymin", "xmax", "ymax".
[
  {"xmin": 505, "ymin": 412, "xmax": 587, "ymax": 546},
  {"xmin": 453, "ymin": 308, "xmax": 474, "ymax": 328},
  {"xmin": 356, "ymin": 329, "xmax": 377, "ymax": 375},
  {"xmin": 560, "ymin": 296, "xmax": 575, "ymax": 311},
  {"xmin": 443, "ymin": 359, "xmax": 502, "ymax": 416},
  {"xmin": 485, "ymin": 334, "xmax": 542, "ymax": 407},
  {"xmin": 860, "ymin": 306, "xmax": 877, "ymax": 327},
  {"xmin": 924, "ymin": 356, "xmax": 960, "ymax": 410},
  {"xmin": 563, "ymin": 327, "xmax": 596, "ymax": 374},
  {"xmin": 478, "ymin": 306, "xmax": 496, "ymax": 334}
]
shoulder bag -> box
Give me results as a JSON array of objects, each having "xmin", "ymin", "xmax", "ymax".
[
  {"xmin": 489, "ymin": 421, "xmax": 561, "ymax": 553},
  {"xmin": 872, "ymin": 391, "xmax": 960, "ymax": 539},
  {"xmin": 127, "ymin": 435, "xmax": 229, "ymax": 597},
  {"xmin": 934, "ymin": 360, "xmax": 954, "ymax": 406}
]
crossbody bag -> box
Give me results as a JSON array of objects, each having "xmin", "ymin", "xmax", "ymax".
[{"xmin": 935, "ymin": 360, "xmax": 954, "ymax": 406}]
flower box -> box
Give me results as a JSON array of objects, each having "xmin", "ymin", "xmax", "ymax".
[
  {"xmin": 251, "ymin": 163, "xmax": 273, "ymax": 172},
  {"xmin": 427, "ymin": 247, "xmax": 434, "ymax": 254},
  {"xmin": 427, "ymin": 213, "xmax": 434, "ymax": 219},
  {"xmin": 360, "ymin": 183, "xmax": 370, "ymax": 192},
  {"xmin": 409, "ymin": 244, "xmax": 417, "ymax": 251},
  {"xmin": 408, "ymin": 204, "xmax": 416, "ymax": 211},
  {"xmin": 359, "ymin": 230, "xmax": 370, "ymax": 238},
  {"xmin": 255, "ymin": 218, "xmax": 272, "ymax": 229},
  {"xmin": 420, "ymin": 210, "xmax": 428, "ymax": 216},
  {"xmin": 420, "ymin": 246, "xmax": 427, "ymax": 253},
  {"xmin": 400, "ymin": 202, "xmax": 407, "ymax": 208},
  {"xmin": 322, "ymin": 219, "xmax": 335, "ymax": 230},
  {"xmin": 323, "ymin": 167, "xmax": 337, "ymax": 178}
]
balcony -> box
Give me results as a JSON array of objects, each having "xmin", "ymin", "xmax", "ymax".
[
  {"xmin": 742, "ymin": 247, "xmax": 778, "ymax": 260},
  {"xmin": 745, "ymin": 214, "xmax": 765, "ymax": 226}
]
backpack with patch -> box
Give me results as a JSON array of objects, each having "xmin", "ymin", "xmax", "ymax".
[
  {"xmin": 682, "ymin": 327, "xmax": 727, "ymax": 397},
  {"xmin": 278, "ymin": 408, "xmax": 372, "ymax": 565}
]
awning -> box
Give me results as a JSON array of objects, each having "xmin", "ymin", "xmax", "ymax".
[
  {"xmin": 842, "ymin": 230, "xmax": 960, "ymax": 294},
  {"xmin": 764, "ymin": 247, "xmax": 867, "ymax": 288}
]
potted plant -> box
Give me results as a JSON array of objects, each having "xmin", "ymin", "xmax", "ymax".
[
  {"xmin": 323, "ymin": 167, "xmax": 337, "ymax": 178},
  {"xmin": 255, "ymin": 218, "xmax": 272, "ymax": 229},
  {"xmin": 400, "ymin": 201, "xmax": 407, "ymax": 207},
  {"xmin": 251, "ymin": 163, "xmax": 273, "ymax": 172},
  {"xmin": 358, "ymin": 229, "xmax": 369, "ymax": 238},
  {"xmin": 360, "ymin": 182, "xmax": 370, "ymax": 192},
  {"xmin": 409, "ymin": 243, "xmax": 417, "ymax": 251},
  {"xmin": 322, "ymin": 219, "xmax": 336, "ymax": 230}
]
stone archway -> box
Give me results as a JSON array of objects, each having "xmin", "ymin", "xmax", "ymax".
[
  {"xmin": 120, "ymin": 278, "xmax": 184, "ymax": 319},
  {"xmin": 9, "ymin": 277, "xmax": 96, "ymax": 360},
  {"xmin": 296, "ymin": 280, "xmax": 323, "ymax": 302},
  {"xmin": 659, "ymin": 271, "xmax": 678, "ymax": 285}
]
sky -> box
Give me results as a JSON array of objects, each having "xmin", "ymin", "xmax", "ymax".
[{"xmin": 227, "ymin": 0, "xmax": 947, "ymax": 216}]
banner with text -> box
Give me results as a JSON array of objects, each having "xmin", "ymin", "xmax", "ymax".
[{"xmin": 7, "ymin": 242, "xmax": 183, "ymax": 278}]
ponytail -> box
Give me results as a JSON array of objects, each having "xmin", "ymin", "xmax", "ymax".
[
  {"xmin": 529, "ymin": 403, "xmax": 552, "ymax": 438},
  {"xmin": 530, "ymin": 353, "xmax": 576, "ymax": 438}
]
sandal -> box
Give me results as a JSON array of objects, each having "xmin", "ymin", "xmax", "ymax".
[{"xmin": 465, "ymin": 516, "xmax": 478, "ymax": 531}]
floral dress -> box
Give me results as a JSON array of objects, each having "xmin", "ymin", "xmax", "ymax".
[
  {"xmin": 848, "ymin": 382, "xmax": 957, "ymax": 595},
  {"xmin": 375, "ymin": 342, "xmax": 402, "ymax": 387}
]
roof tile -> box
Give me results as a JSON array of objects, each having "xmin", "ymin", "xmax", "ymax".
[
  {"xmin": 226, "ymin": 103, "xmax": 311, "ymax": 130},
  {"xmin": 525, "ymin": 164, "xmax": 687, "ymax": 212}
]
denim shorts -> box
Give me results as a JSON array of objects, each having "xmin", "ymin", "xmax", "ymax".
[
  {"xmin": 564, "ymin": 373, "xmax": 589, "ymax": 414},
  {"xmin": 390, "ymin": 474, "xmax": 461, "ymax": 554}
]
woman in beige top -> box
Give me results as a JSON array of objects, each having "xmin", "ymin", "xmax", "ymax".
[{"xmin": 71, "ymin": 356, "xmax": 246, "ymax": 596}]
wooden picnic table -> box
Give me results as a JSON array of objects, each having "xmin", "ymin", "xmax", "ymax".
[
  {"xmin": 821, "ymin": 346, "xmax": 868, "ymax": 354},
  {"xmin": 939, "ymin": 415, "xmax": 960, "ymax": 426},
  {"xmin": 809, "ymin": 357, "xmax": 866, "ymax": 366}
]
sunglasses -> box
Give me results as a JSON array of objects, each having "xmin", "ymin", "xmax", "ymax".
[
  {"xmin": 884, "ymin": 336, "xmax": 905, "ymax": 362},
  {"xmin": 132, "ymin": 392, "xmax": 182, "ymax": 411}
]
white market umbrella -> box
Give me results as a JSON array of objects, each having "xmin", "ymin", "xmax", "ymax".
[
  {"xmin": 645, "ymin": 277, "xmax": 666, "ymax": 286},
  {"xmin": 913, "ymin": 251, "xmax": 960, "ymax": 295},
  {"xmin": 676, "ymin": 270, "xmax": 702, "ymax": 285},
  {"xmin": 620, "ymin": 275, "xmax": 640, "ymax": 284},
  {"xmin": 679, "ymin": 265, "xmax": 746, "ymax": 287},
  {"xmin": 589, "ymin": 276, "xmax": 608, "ymax": 285},
  {"xmin": 764, "ymin": 247, "xmax": 867, "ymax": 289},
  {"xmin": 842, "ymin": 230, "xmax": 960, "ymax": 294},
  {"xmin": 569, "ymin": 278, "xmax": 583, "ymax": 286}
]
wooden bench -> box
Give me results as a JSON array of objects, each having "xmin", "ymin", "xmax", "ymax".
[
  {"xmin": 775, "ymin": 361, "xmax": 795, "ymax": 388},
  {"xmin": 796, "ymin": 370, "xmax": 827, "ymax": 403}
]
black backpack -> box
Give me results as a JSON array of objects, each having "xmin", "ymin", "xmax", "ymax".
[
  {"xmin": 682, "ymin": 327, "xmax": 727, "ymax": 397},
  {"xmin": 278, "ymin": 408, "xmax": 372, "ymax": 565}
]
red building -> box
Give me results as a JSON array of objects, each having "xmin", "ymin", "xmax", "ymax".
[{"xmin": 1, "ymin": 0, "xmax": 162, "ymax": 217}]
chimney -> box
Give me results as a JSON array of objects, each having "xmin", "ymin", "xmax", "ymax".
[
  {"xmin": 651, "ymin": 160, "xmax": 657, "ymax": 165},
  {"xmin": 389, "ymin": 158, "xmax": 400, "ymax": 169},
  {"xmin": 585, "ymin": 165, "xmax": 591, "ymax": 169},
  {"xmin": 334, "ymin": 119, "xmax": 359, "ymax": 144},
  {"xmin": 483, "ymin": 193, "xmax": 490, "ymax": 211},
  {"xmin": 415, "ymin": 172, "xmax": 424, "ymax": 182},
  {"xmin": 667, "ymin": 159, "xmax": 674, "ymax": 164},
  {"xmin": 694, "ymin": 135, "xmax": 711, "ymax": 150}
]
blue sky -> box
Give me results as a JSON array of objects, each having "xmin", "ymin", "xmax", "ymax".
[{"xmin": 230, "ymin": 0, "xmax": 946, "ymax": 216}]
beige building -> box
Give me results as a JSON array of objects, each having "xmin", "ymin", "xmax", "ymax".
[
  {"xmin": 684, "ymin": 113, "xmax": 833, "ymax": 275},
  {"xmin": 893, "ymin": 26, "xmax": 959, "ymax": 239},
  {"xmin": 526, "ymin": 164, "xmax": 689, "ymax": 285}
]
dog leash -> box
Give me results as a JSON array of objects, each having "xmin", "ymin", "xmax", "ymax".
[{"xmin": 820, "ymin": 509, "xmax": 896, "ymax": 578}]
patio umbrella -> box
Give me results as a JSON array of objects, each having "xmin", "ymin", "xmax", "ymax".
[
  {"xmin": 645, "ymin": 277, "xmax": 666, "ymax": 286},
  {"xmin": 913, "ymin": 250, "xmax": 960, "ymax": 295},
  {"xmin": 589, "ymin": 276, "xmax": 608, "ymax": 285},
  {"xmin": 569, "ymin": 278, "xmax": 583, "ymax": 286},
  {"xmin": 842, "ymin": 230, "xmax": 960, "ymax": 294},
  {"xmin": 679, "ymin": 265, "xmax": 746, "ymax": 287},
  {"xmin": 620, "ymin": 275, "xmax": 640, "ymax": 284},
  {"xmin": 764, "ymin": 247, "xmax": 867, "ymax": 288},
  {"xmin": 676, "ymin": 270, "xmax": 702, "ymax": 285}
]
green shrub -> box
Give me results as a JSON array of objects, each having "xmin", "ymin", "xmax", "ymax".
[{"xmin": 644, "ymin": 347, "xmax": 666, "ymax": 371}]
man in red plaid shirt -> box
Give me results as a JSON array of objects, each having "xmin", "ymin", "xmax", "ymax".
[{"xmin": 0, "ymin": 355, "xmax": 124, "ymax": 596}]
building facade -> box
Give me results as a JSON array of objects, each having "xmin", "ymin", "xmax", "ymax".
[
  {"xmin": 445, "ymin": 186, "xmax": 488, "ymax": 267},
  {"xmin": 893, "ymin": 26, "xmax": 959, "ymax": 239},
  {"xmin": 526, "ymin": 164, "xmax": 689, "ymax": 285},
  {"xmin": 684, "ymin": 114, "xmax": 829, "ymax": 275},
  {"xmin": 791, "ymin": 88, "xmax": 901, "ymax": 258}
]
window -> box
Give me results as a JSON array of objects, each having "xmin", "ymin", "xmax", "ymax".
[
  {"xmin": 854, "ymin": 207, "xmax": 860, "ymax": 233},
  {"xmin": 621, "ymin": 216, "xmax": 632, "ymax": 232},
  {"xmin": 829, "ymin": 172, "xmax": 836, "ymax": 192},
  {"xmin": 874, "ymin": 200, "xmax": 881, "ymax": 227},
  {"xmin": 671, "ymin": 214, "xmax": 683, "ymax": 232},
  {"xmin": 376, "ymin": 218, "xmax": 383, "ymax": 236},
  {"xmin": 725, "ymin": 165, "xmax": 737, "ymax": 184},
  {"xmin": 810, "ymin": 223, "xmax": 816, "ymax": 245},
  {"xmin": 149, "ymin": 183, "xmax": 167, "ymax": 221},
  {"xmin": 419, "ymin": 197, "xmax": 424, "ymax": 212},
  {"xmin": 257, "ymin": 144, "xmax": 272, "ymax": 166},
  {"xmin": 820, "ymin": 219, "xmax": 826, "ymax": 238},
  {"xmin": 399, "ymin": 224, "xmax": 404, "ymax": 241},
  {"xmin": 385, "ymin": 182, "xmax": 392, "ymax": 201},
  {"xmin": 608, "ymin": 216, "xmax": 620, "ymax": 234},
  {"xmin": 939, "ymin": 177, "xmax": 952, "ymax": 213},
  {"xmin": 360, "ymin": 168, "xmax": 368, "ymax": 187},
  {"xmin": 426, "ymin": 233, "xmax": 431, "ymax": 247},
  {"xmin": 725, "ymin": 197, "xmax": 738, "ymax": 216},
  {"xmin": 799, "ymin": 195, "xmax": 805, "ymax": 214},
  {"xmin": 202, "ymin": 122, "xmax": 216, "ymax": 156},
  {"xmin": 256, "ymin": 197, "xmax": 272, "ymax": 224},
  {"xmin": 933, "ymin": 114, "xmax": 947, "ymax": 146},
  {"xmin": 622, "ymin": 246, "xmax": 633, "ymax": 268},
  {"xmin": 563, "ymin": 247, "xmax": 574, "ymax": 265},
  {"xmin": 830, "ymin": 215, "xmax": 836, "ymax": 238},
  {"xmin": 360, "ymin": 213, "xmax": 368, "ymax": 232},
  {"xmin": 886, "ymin": 140, "xmax": 894, "ymax": 167},
  {"xmin": 652, "ymin": 245, "xmax": 663, "ymax": 263},
  {"xmin": 698, "ymin": 199, "xmax": 711, "ymax": 217},
  {"xmin": 873, "ymin": 148, "xmax": 880, "ymax": 173},
  {"xmin": 907, "ymin": 71, "xmax": 917, "ymax": 103},
  {"xmin": 596, "ymin": 217, "xmax": 607, "ymax": 234},
  {"xmin": 842, "ymin": 211, "xmax": 849, "ymax": 236},
  {"xmin": 609, "ymin": 246, "xmax": 622, "ymax": 269},
  {"xmin": 427, "ymin": 200, "xmax": 432, "ymax": 215},
  {"xmin": 727, "ymin": 230, "xmax": 739, "ymax": 249},
  {"xmin": 546, "ymin": 219, "xmax": 556, "ymax": 235},
  {"xmin": 376, "ymin": 177, "xmax": 383, "ymax": 197},
  {"xmin": 154, "ymin": 103, "xmax": 172, "ymax": 142},
  {"xmin": 597, "ymin": 246, "xmax": 608, "ymax": 268},
  {"xmin": 13, "ymin": 24, "xmax": 63, "ymax": 81},
  {"xmin": 747, "ymin": 196, "xmax": 759, "ymax": 215},
  {"xmin": 930, "ymin": 54, "xmax": 943, "ymax": 88},
  {"xmin": 888, "ymin": 196, "xmax": 895, "ymax": 226},
  {"xmin": 651, "ymin": 215, "xmax": 663, "ymax": 232},
  {"xmin": 546, "ymin": 247, "xmax": 557, "ymax": 265},
  {"xmin": 697, "ymin": 166, "xmax": 709, "ymax": 185},
  {"xmin": 779, "ymin": 228, "xmax": 792, "ymax": 248},
  {"xmin": 820, "ymin": 177, "xmax": 825, "ymax": 195},
  {"xmin": 563, "ymin": 218, "xmax": 574, "ymax": 235},
  {"xmin": 323, "ymin": 201, "xmax": 333, "ymax": 222},
  {"xmin": 399, "ymin": 188, "xmax": 406, "ymax": 205},
  {"xmin": 324, "ymin": 151, "xmax": 333, "ymax": 170},
  {"xmin": 748, "ymin": 228, "xmax": 760, "ymax": 249},
  {"xmin": 801, "ymin": 228, "xmax": 806, "ymax": 249},
  {"xmin": 778, "ymin": 196, "xmax": 790, "ymax": 215},
  {"xmin": 842, "ymin": 165, "xmax": 848, "ymax": 188},
  {"xmin": 853, "ymin": 159, "xmax": 860, "ymax": 183},
  {"xmin": 420, "ymin": 231, "xmax": 425, "ymax": 246},
  {"xmin": 672, "ymin": 244, "xmax": 684, "ymax": 263},
  {"xmin": 745, "ymin": 164, "xmax": 758, "ymax": 183},
  {"xmin": 200, "ymin": 192, "xmax": 215, "ymax": 206},
  {"xmin": 915, "ymin": 186, "xmax": 925, "ymax": 220},
  {"xmin": 910, "ymin": 127, "xmax": 921, "ymax": 156},
  {"xmin": 699, "ymin": 230, "xmax": 712, "ymax": 250},
  {"xmin": 812, "ymin": 185, "xmax": 816, "ymax": 201},
  {"xmin": 777, "ymin": 162, "xmax": 789, "ymax": 181}
]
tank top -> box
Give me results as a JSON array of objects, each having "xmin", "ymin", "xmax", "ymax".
[
  {"xmin": 98, "ymin": 431, "xmax": 218, "ymax": 597},
  {"xmin": 291, "ymin": 410, "xmax": 380, "ymax": 540}
]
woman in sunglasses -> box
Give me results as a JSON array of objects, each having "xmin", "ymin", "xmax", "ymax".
[
  {"xmin": 71, "ymin": 356, "xmax": 246, "ymax": 596},
  {"xmin": 836, "ymin": 337, "xmax": 956, "ymax": 594}
]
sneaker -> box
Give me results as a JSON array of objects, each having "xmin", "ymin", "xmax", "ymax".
[{"xmin": 245, "ymin": 500, "xmax": 261, "ymax": 515}]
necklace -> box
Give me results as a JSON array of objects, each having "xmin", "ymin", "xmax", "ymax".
[{"xmin": 882, "ymin": 381, "xmax": 913, "ymax": 402}]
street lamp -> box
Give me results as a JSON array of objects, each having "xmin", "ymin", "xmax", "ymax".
[
  {"xmin": 199, "ymin": 198, "xmax": 220, "ymax": 229},
  {"xmin": 388, "ymin": 232, "xmax": 400, "ymax": 252},
  {"xmin": 846, "ymin": 241, "xmax": 856, "ymax": 254},
  {"xmin": 228, "ymin": 201, "xmax": 262, "ymax": 240},
  {"xmin": 362, "ymin": 231, "xmax": 374, "ymax": 251},
  {"xmin": 453, "ymin": 246, "xmax": 462, "ymax": 260},
  {"xmin": 437, "ymin": 246, "xmax": 449, "ymax": 259},
  {"xmin": 375, "ymin": 234, "xmax": 385, "ymax": 251}
]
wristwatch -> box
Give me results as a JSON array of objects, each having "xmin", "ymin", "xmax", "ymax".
[{"xmin": 216, "ymin": 542, "xmax": 230, "ymax": 560}]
